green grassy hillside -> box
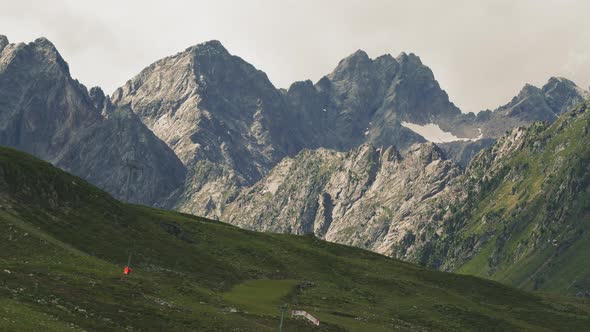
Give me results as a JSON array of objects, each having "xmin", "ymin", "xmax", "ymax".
[
  {"xmin": 0, "ymin": 146, "xmax": 589, "ymax": 331},
  {"xmin": 420, "ymin": 102, "xmax": 590, "ymax": 296}
]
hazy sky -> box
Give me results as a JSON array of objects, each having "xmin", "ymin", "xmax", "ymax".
[{"xmin": 1, "ymin": 0, "xmax": 589, "ymax": 113}]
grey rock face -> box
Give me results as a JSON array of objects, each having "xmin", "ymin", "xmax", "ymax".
[
  {"xmin": 0, "ymin": 35, "xmax": 8, "ymax": 53},
  {"xmin": 476, "ymin": 77, "xmax": 589, "ymax": 137},
  {"xmin": 286, "ymin": 50, "xmax": 476, "ymax": 151},
  {"xmin": 0, "ymin": 37, "xmax": 101, "ymax": 160},
  {"xmin": 542, "ymin": 77, "xmax": 589, "ymax": 114},
  {"xmin": 438, "ymin": 138, "xmax": 496, "ymax": 169},
  {"xmin": 0, "ymin": 36, "xmax": 185, "ymax": 206},
  {"xmin": 223, "ymin": 143, "xmax": 462, "ymax": 256},
  {"xmin": 57, "ymin": 106, "xmax": 186, "ymax": 207},
  {"xmin": 111, "ymin": 40, "xmax": 300, "ymax": 216}
]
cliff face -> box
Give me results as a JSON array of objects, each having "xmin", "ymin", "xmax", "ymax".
[
  {"xmin": 285, "ymin": 50, "xmax": 476, "ymax": 152},
  {"xmin": 0, "ymin": 35, "xmax": 185, "ymax": 206},
  {"xmin": 111, "ymin": 41, "xmax": 302, "ymax": 216},
  {"xmin": 476, "ymin": 77, "xmax": 589, "ymax": 138},
  {"xmin": 223, "ymin": 142, "xmax": 463, "ymax": 257},
  {"xmin": 0, "ymin": 37, "xmax": 102, "ymax": 160}
]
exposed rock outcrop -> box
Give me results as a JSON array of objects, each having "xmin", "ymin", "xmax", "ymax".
[
  {"xmin": 0, "ymin": 36, "xmax": 185, "ymax": 206},
  {"xmin": 223, "ymin": 143, "xmax": 463, "ymax": 257},
  {"xmin": 111, "ymin": 40, "xmax": 300, "ymax": 216},
  {"xmin": 285, "ymin": 50, "xmax": 478, "ymax": 151},
  {"xmin": 476, "ymin": 77, "xmax": 589, "ymax": 137}
]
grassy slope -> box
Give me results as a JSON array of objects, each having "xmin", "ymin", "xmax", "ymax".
[
  {"xmin": 451, "ymin": 102, "xmax": 590, "ymax": 294},
  {"xmin": 0, "ymin": 147, "xmax": 589, "ymax": 331}
]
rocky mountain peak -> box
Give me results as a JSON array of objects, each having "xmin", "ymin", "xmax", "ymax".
[
  {"xmin": 89, "ymin": 86, "xmax": 106, "ymax": 106},
  {"xmin": 32, "ymin": 36, "xmax": 56, "ymax": 49},
  {"xmin": 344, "ymin": 49, "xmax": 371, "ymax": 62},
  {"xmin": 517, "ymin": 83, "xmax": 542, "ymax": 97},
  {"xmin": 111, "ymin": 37, "xmax": 300, "ymax": 217},
  {"xmin": 330, "ymin": 50, "xmax": 404, "ymax": 78},
  {"xmin": 396, "ymin": 51, "xmax": 422, "ymax": 65},
  {"xmin": 373, "ymin": 53, "xmax": 398, "ymax": 68},
  {"xmin": 477, "ymin": 76, "xmax": 589, "ymax": 138},
  {"xmin": 287, "ymin": 79, "xmax": 315, "ymax": 94},
  {"xmin": 396, "ymin": 51, "xmax": 408, "ymax": 60},
  {"xmin": 375, "ymin": 53, "xmax": 395, "ymax": 61},
  {"xmin": 542, "ymin": 77, "xmax": 589, "ymax": 112},
  {"xmin": 0, "ymin": 36, "xmax": 67, "ymax": 77},
  {"xmin": 30, "ymin": 37, "xmax": 70, "ymax": 73},
  {"xmin": 189, "ymin": 39, "xmax": 232, "ymax": 60},
  {"xmin": 0, "ymin": 35, "xmax": 8, "ymax": 52},
  {"xmin": 329, "ymin": 49, "xmax": 374, "ymax": 81},
  {"xmin": 202, "ymin": 39, "xmax": 224, "ymax": 48},
  {"xmin": 395, "ymin": 53, "xmax": 431, "ymax": 81},
  {"xmin": 0, "ymin": 35, "xmax": 100, "ymax": 160},
  {"xmin": 546, "ymin": 76, "xmax": 575, "ymax": 86},
  {"xmin": 89, "ymin": 86, "xmax": 114, "ymax": 114},
  {"xmin": 0, "ymin": 35, "xmax": 186, "ymax": 207},
  {"xmin": 408, "ymin": 142, "xmax": 446, "ymax": 165},
  {"xmin": 280, "ymin": 45, "xmax": 467, "ymax": 153},
  {"xmin": 184, "ymin": 39, "xmax": 278, "ymax": 97}
]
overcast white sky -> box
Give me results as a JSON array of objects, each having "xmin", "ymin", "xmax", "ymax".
[{"xmin": 1, "ymin": 0, "xmax": 589, "ymax": 113}]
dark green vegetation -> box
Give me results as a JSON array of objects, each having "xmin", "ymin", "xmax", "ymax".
[
  {"xmin": 1, "ymin": 147, "xmax": 589, "ymax": 331},
  {"xmin": 419, "ymin": 102, "xmax": 590, "ymax": 296}
]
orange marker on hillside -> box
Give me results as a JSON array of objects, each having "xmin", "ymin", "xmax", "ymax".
[{"xmin": 123, "ymin": 252, "xmax": 133, "ymax": 275}]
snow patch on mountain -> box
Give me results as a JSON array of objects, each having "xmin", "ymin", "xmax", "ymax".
[{"xmin": 401, "ymin": 122, "xmax": 481, "ymax": 143}]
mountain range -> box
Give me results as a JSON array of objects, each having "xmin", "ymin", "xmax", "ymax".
[
  {"xmin": 222, "ymin": 102, "xmax": 590, "ymax": 296},
  {"xmin": 1, "ymin": 34, "xmax": 590, "ymax": 298}
]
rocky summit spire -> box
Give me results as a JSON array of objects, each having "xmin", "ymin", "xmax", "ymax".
[
  {"xmin": 0, "ymin": 35, "xmax": 8, "ymax": 52},
  {"xmin": 542, "ymin": 77, "xmax": 589, "ymax": 115},
  {"xmin": 396, "ymin": 51, "xmax": 422, "ymax": 64},
  {"xmin": 329, "ymin": 49, "xmax": 372, "ymax": 80},
  {"xmin": 193, "ymin": 39, "xmax": 228, "ymax": 53}
]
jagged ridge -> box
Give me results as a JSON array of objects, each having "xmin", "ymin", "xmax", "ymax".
[{"xmin": 0, "ymin": 35, "xmax": 186, "ymax": 206}]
